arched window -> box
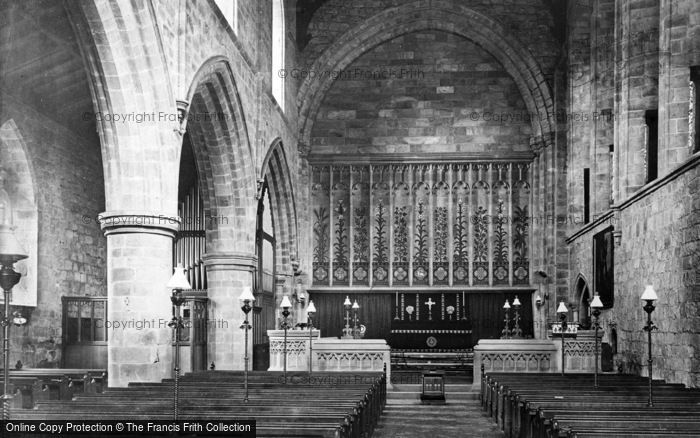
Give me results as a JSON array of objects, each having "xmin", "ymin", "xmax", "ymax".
[
  {"xmin": 271, "ymin": 0, "xmax": 285, "ymax": 109},
  {"xmin": 214, "ymin": 0, "xmax": 238, "ymax": 34}
]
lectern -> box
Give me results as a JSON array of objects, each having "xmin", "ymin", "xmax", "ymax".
[{"xmin": 420, "ymin": 370, "xmax": 445, "ymax": 404}]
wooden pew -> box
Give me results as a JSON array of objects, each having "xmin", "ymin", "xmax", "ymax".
[
  {"xmin": 13, "ymin": 371, "xmax": 386, "ymax": 438},
  {"xmin": 481, "ymin": 372, "xmax": 700, "ymax": 438}
]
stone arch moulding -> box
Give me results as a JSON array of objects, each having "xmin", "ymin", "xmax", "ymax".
[
  {"xmin": 65, "ymin": 0, "xmax": 178, "ymax": 215},
  {"xmin": 0, "ymin": 120, "xmax": 38, "ymax": 307},
  {"xmin": 184, "ymin": 56, "xmax": 257, "ymax": 254},
  {"xmin": 260, "ymin": 138, "xmax": 299, "ymax": 276},
  {"xmin": 297, "ymin": 0, "xmax": 556, "ymax": 150}
]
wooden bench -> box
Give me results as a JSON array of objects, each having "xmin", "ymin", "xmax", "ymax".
[
  {"xmin": 14, "ymin": 371, "xmax": 386, "ymax": 438},
  {"xmin": 480, "ymin": 372, "xmax": 700, "ymax": 438}
]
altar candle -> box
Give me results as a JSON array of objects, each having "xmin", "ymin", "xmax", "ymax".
[{"xmin": 395, "ymin": 292, "xmax": 398, "ymax": 306}]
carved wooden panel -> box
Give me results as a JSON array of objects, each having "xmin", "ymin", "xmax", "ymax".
[
  {"xmin": 372, "ymin": 166, "xmax": 390, "ymax": 285},
  {"xmin": 512, "ymin": 164, "xmax": 530, "ymax": 284},
  {"xmin": 312, "ymin": 166, "xmax": 331, "ymax": 285},
  {"xmin": 351, "ymin": 166, "xmax": 370, "ymax": 285},
  {"xmin": 332, "ymin": 166, "xmax": 350, "ymax": 285},
  {"xmin": 392, "ymin": 166, "xmax": 410, "ymax": 286},
  {"xmin": 413, "ymin": 168, "xmax": 430, "ymax": 286},
  {"xmin": 472, "ymin": 164, "xmax": 490, "ymax": 286},
  {"xmin": 310, "ymin": 160, "xmax": 530, "ymax": 288}
]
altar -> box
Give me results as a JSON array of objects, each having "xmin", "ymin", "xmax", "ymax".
[{"xmin": 267, "ymin": 329, "xmax": 392, "ymax": 385}]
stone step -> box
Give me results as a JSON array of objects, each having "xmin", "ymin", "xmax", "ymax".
[
  {"xmin": 391, "ymin": 383, "xmax": 474, "ymax": 392},
  {"xmin": 387, "ymin": 391, "xmax": 479, "ymax": 401}
]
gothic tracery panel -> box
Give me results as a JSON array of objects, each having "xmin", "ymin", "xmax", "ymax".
[
  {"xmin": 310, "ymin": 160, "xmax": 530, "ymax": 288},
  {"xmin": 312, "ymin": 166, "xmax": 330, "ymax": 285},
  {"xmin": 393, "ymin": 166, "xmax": 410, "ymax": 286},
  {"xmin": 433, "ymin": 166, "xmax": 450, "ymax": 285},
  {"xmin": 413, "ymin": 168, "xmax": 430, "ymax": 285},
  {"xmin": 332, "ymin": 166, "xmax": 350, "ymax": 285},
  {"xmin": 452, "ymin": 168, "xmax": 469, "ymax": 285},
  {"xmin": 472, "ymin": 164, "xmax": 490, "ymax": 286},
  {"xmin": 512, "ymin": 164, "xmax": 530, "ymax": 284},
  {"xmin": 492, "ymin": 164, "xmax": 510, "ymax": 285},
  {"xmin": 372, "ymin": 167, "xmax": 390, "ymax": 285},
  {"xmin": 351, "ymin": 166, "xmax": 370, "ymax": 285}
]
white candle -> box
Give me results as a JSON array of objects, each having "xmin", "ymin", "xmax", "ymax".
[{"xmin": 396, "ymin": 292, "xmax": 398, "ymax": 306}]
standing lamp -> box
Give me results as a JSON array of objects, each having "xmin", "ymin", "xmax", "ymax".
[
  {"xmin": 0, "ymin": 205, "xmax": 28, "ymax": 420},
  {"xmin": 512, "ymin": 296, "xmax": 523, "ymax": 339},
  {"xmin": 239, "ymin": 287, "xmax": 255, "ymax": 403},
  {"xmin": 352, "ymin": 300, "xmax": 360, "ymax": 339},
  {"xmin": 641, "ymin": 285, "xmax": 658, "ymax": 407},
  {"xmin": 307, "ymin": 300, "xmax": 316, "ymax": 374},
  {"xmin": 342, "ymin": 296, "xmax": 352, "ymax": 338},
  {"xmin": 280, "ymin": 295, "xmax": 292, "ymax": 384},
  {"xmin": 590, "ymin": 292, "xmax": 604, "ymax": 388},
  {"xmin": 557, "ymin": 301, "xmax": 568, "ymax": 376},
  {"xmin": 166, "ymin": 264, "xmax": 191, "ymax": 421},
  {"xmin": 501, "ymin": 299, "xmax": 511, "ymax": 339}
]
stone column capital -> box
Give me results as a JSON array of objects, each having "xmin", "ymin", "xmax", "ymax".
[
  {"xmin": 202, "ymin": 251, "xmax": 258, "ymax": 272},
  {"xmin": 98, "ymin": 210, "xmax": 180, "ymax": 238}
]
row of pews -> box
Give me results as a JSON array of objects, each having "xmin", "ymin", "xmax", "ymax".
[
  {"xmin": 1, "ymin": 369, "xmax": 106, "ymax": 409},
  {"xmin": 481, "ymin": 372, "xmax": 700, "ymax": 438},
  {"xmin": 14, "ymin": 370, "xmax": 386, "ymax": 438}
]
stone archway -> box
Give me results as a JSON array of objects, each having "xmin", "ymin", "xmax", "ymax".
[
  {"xmin": 184, "ymin": 57, "xmax": 257, "ymax": 371},
  {"xmin": 297, "ymin": 0, "xmax": 556, "ymax": 151},
  {"xmin": 0, "ymin": 120, "xmax": 38, "ymax": 308}
]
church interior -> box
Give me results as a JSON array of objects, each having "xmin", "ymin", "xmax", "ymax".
[{"xmin": 1, "ymin": 0, "xmax": 700, "ymax": 436}]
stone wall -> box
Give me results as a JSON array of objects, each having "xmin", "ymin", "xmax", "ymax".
[
  {"xmin": 0, "ymin": 95, "xmax": 106, "ymax": 368},
  {"xmin": 566, "ymin": 0, "xmax": 700, "ymax": 387},
  {"xmin": 310, "ymin": 30, "xmax": 531, "ymax": 156}
]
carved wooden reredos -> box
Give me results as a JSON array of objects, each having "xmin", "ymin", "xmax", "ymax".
[{"xmin": 310, "ymin": 157, "xmax": 532, "ymax": 289}]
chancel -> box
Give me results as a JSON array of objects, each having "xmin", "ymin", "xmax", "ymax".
[{"xmin": 3, "ymin": 0, "xmax": 700, "ymax": 436}]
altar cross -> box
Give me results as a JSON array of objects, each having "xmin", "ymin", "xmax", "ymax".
[{"xmin": 425, "ymin": 298, "xmax": 436, "ymax": 321}]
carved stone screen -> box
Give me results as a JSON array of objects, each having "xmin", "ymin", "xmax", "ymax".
[{"xmin": 311, "ymin": 162, "xmax": 531, "ymax": 288}]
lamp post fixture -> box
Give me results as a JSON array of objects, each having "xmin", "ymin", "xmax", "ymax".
[
  {"xmin": 0, "ymin": 218, "xmax": 28, "ymax": 420},
  {"xmin": 512, "ymin": 296, "xmax": 523, "ymax": 339},
  {"xmin": 342, "ymin": 296, "xmax": 352, "ymax": 338},
  {"xmin": 641, "ymin": 285, "xmax": 658, "ymax": 407},
  {"xmin": 166, "ymin": 264, "xmax": 191, "ymax": 421},
  {"xmin": 352, "ymin": 300, "xmax": 360, "ymax": 339},
  {"xmin": 280, "ymin": 295, "xmax": 292, "ymax": 384},
  {"xmin": 557, "ymin": 301, "xmax": 568, "ymax": 376},
  {"xmin": 501, "ymin": 299, "xmax": 511, "ymax": 339},
  {"xmin": 307, "ymin": 300, "xmax": 316, "ymax": 374},
  {"xmin": 239, "ymin": 287, "xmax": 255, "ymax": 403},
  {"xmin": 590, "ymin": 292, "xmax": 604, "ymax": 388}
]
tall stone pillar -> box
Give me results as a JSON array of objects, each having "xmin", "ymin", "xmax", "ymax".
[
  {"xmin": 203, "ymin": 252, "xmax": 257, "ymax": 370},
  {"xmin": 100, "ymin": 212, "xmax": 179, "ymax": 387}
]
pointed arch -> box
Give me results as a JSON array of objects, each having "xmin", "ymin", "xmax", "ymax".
[
  {"xmin": 185, "ymin": 57, "xmax": 256, "ymax": 254},
  {"xmin": 260, "ymin": 138, "xmax": 299, "ymax": 278},
  {"xmin": 297, "ymin": 0, "xmax": 555, "ymax": 151},
  {"xmin": 0, "ymin": 120, "xmax": 38, "ymax": 307}
]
